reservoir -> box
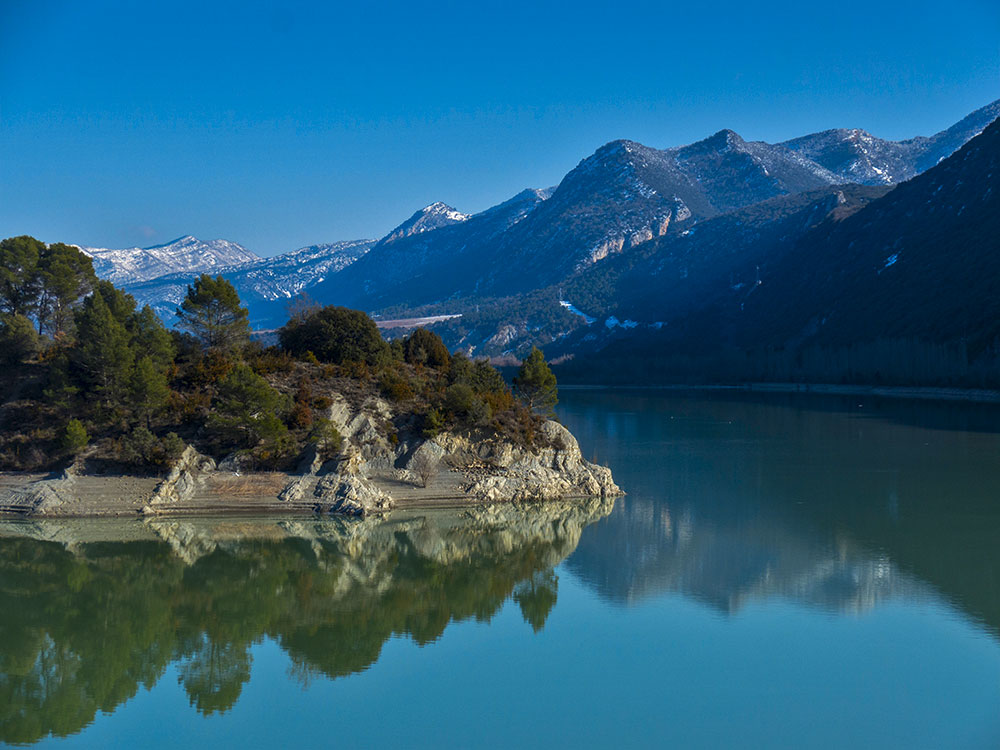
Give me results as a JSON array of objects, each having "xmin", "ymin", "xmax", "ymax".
[{"xmin": 3, "ymin": 389, "xmax": 999, "ymax": 748}]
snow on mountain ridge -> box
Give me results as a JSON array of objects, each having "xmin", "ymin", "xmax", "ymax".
[
  {"xmin": 116, "ymin": 239, "xmax": 375, "ymax": 324},
  {"xmin": 379, "ymin": 201, "xmax": 471, "ymax": 245},
  {"xmin": 78, "ymin": 235, "xmax": 259, "ymax": 285}
]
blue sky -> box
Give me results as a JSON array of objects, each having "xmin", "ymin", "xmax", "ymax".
[{"xmin": 1, "ymin": 0, "xmax": 997, "ymax": 256}]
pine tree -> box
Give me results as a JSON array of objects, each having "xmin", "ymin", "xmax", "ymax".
[
  {"xmin": 0, "ymin": 314, "xmax": 40, "ymax": 364},
  {"xmin": 177, "ymin": 275, "xmax": 250, "ymax": 354},
  {"xmin": 130, "ymin": 355, "xmax": 170, "ymax": 427},
  {"xmin": 513, "ymin": 347, "xmax": 558, "ymax": 415},
  {"xmin": 129, "ymin": 305, "xmax": 176, "ymax": 370},
  {"xmin": 62, "ymin": 419, "xmax": 89, "ymax": 454},
  {"xmin": 73, "ymin": 291, "xmax": 135, "ymax": 411},
  {"xmin": 35, "ymin": 243, "xmax": 96, "ymax": 338},
  {"xmin": 208, "ymin": 364, "xmax": 290, "ymax": 448},
  {"xmin": 0, "ymin": 235, "xmax": 42, "ymax": 317}
]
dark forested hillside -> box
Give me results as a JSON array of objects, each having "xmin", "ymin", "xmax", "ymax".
[{"xmin": 559, "ymin": 118, "xmax": 1000, "ymax": 386}]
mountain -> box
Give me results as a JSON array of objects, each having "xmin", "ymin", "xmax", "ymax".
[
  {"xmin": 380, "ymin": 202, "xmax": 470, "ymax": 243},
  {"xmin": 289, "ymin": 188, "xmax": 553, "ymax": 316},
  {"xmin": 121, "ymin": 239, "xmax": 373, "ymax": 323},
  {"xmin": 78, "ymin": 235, "xmax": 259, "ymax": 285},
  {"xmin": 74, "ymin": 98, "xmax": 999, "ymax": 358},
  {"xmin": 297, "ymin": 132, "xmax": 844, "ymax": 318},
  {"xmin": 780, "ymin": 99, "xmax": 1000, "ymax": 185},
  {"xmin": 560, "ymin": 117, "xmax": 1000, "ymax": 386},
  {"xmin": 413, "ymin": 184, "xmax": 887, "ymax": 357},
  {"xmin": 298, "ymin": 100, "xmax": 996, "ymax": 324}
]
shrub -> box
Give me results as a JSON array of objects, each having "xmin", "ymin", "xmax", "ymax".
[
  {"xmin": 279, "ymin": 305, "xmax": 388, "ymax": 366},
  {"xmin": 62, "ymin": 419, "xmax": 89, "ymax": 454},
  {"xmin": 248, "ymin": 345, "xmax": 294, "ymax": 375},
  {"xmin": 289, "ymin": 401, "xmax": 313, "ymax": 429},
  {"xmin": 404, "ymin": 328, "xmax": 451, "ymax": 370},
  {"xmin": 422, "ymin": 408, "xmax": 445, "ymax": 438},
  {"xmin": 309, "ymin": 418, "xmax": 343, "ymax": 458},
  {"xmin": 118, "ymin": 427, "xmax": 186, "ymax": 469},
  {"xmin": 444, "ymin": 383, "xmax": 490, "ymax": 425},
  {"xmin": 379, "ymin": 369, "xmax": 414, "ymax": 401},
  {"xmin": 411, "ymin": 450, "xmax": 440, "ymax": 488}
]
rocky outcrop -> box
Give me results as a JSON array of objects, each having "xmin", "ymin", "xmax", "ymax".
[
  {"xmin": 425, "ymin": 420, "xmax": 620, "ymax": 504},
  {"xmin": 314, "ymin": 474, "xmax": 393, "ymax": 517},
  {"xmin": 0, "ymin": 394, "xmax": 621, "ymax": 519},
  {"xmin": 148, "ymin": 446, "xmax": 216, "ymax": 506}
]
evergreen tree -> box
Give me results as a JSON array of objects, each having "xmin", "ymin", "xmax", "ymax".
[
  {"xmin": 62, "ymin": 419, "xmax": 89, "ymax": 454},
  {"xmin": 0, "ymin": 236, "xmax": 42, "ymax": 318},
  {"xmin": 208, "ymin": 364, "xmax": 290, "ymax": 448},
  {"xmin": 130, "ymin": 355, "xmax": 170, "ymax": 427},
  {"xmin": 35, "ymin": 243, "xmax": 97, "ymax": 338},
  {"xmin": 129, "ymin": 305, "xmax": 176, "ymax": 371},
  {"xmin": 513, "ymin": 347, "xmax": 558, "ymax": 415},
  {"xmin": 279, "ymin": 305, "xmax": 387, "ymax": 365},
  {"xmin": 0, "ymin": 314, "xmax": 40, "ymax": 364},
  {"xmin": 92, "ymin": 279, "xmax": 137, "ymax": 323},
  {"xmin": 176, "ymin": 275, "xmax": 250, "ymax": 354},
  {"xmin": 73, "ymin": 291, "xmax": 135, "ymax": 410}
]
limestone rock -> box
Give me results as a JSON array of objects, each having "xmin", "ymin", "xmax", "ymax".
[
  {"xmin": 315, "ymin": 474, "xmax": 393, "ymax": 517},
  {"xmin": 150, "ymin": 446, "xmax": 216, "ymax": 505}
]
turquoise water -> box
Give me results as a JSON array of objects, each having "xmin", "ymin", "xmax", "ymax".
[{"xmin": 3, "ymin": 389, "xmax": 1000, "ymax": 748}]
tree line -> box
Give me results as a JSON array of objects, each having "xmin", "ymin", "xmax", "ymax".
[{"xmin": 0, "ymin": 235, "xmax": 559, "ymax": 472}]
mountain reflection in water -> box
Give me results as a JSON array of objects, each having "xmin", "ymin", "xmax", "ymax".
[
  {"xmin": 0, "ymin": 498, "xmax": 612, "ymax": 745},
  {"xmin": 559, "ymin": 389, "xmax": 1000, "ymax": 637}
]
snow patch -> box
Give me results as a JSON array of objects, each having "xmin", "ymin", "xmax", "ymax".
[{"xmin": 559, "ymin": 300, "xmax": 595, "ymax": 324}]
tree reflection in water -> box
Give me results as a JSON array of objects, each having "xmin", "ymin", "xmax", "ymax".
[{"xmin": 0, "ymin": 498, "xmax": 613, "ymax": 745}]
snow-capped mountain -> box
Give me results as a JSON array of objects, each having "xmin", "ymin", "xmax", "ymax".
[
  {"xmin": 78, "ymin": 235, "xmax": 259, "ymax": 286},
  {"xmin": 78, "ymin": 98, "xmax": 998, "ymax": 341},
  {"xmin": 119, "ymin": 239, "xmax": 374, "ymax": 324},
  {"xmin": 780, "ymin": 98, "xmax": 1000, "ymax": 185},
  {"xmin": 271, "ymin": 98, "xmax": 998, "ymax": 332},
  {"xmin": 379, "ymin": 202, "xmax": 471, "ymax": 244},
  {"xmin": 294, "ymin": 189, "xmax": 551, "ymax": 315}
]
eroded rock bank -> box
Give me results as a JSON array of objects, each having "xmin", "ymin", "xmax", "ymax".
[{"xmin": 0, "ymin": 394, "xmax": 621, "ymax": 518}]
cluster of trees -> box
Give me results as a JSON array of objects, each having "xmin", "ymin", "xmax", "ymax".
[
  {"xmin": 0, "ymin": 235, "xmax": 97, "ymax": 357},
  {"xmin": 280, "ymin": 303, "xmax": 558, "ymax": 444},
  {"xmin": 0, "ymin": 235, "xmax": 560, "ymax": 472},
  {"xmin": 0, "ymin": 236, "xmax": 294, "ymax": 469}
]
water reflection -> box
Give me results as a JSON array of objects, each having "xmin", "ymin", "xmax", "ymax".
[
  {"xmin": 559, "ymin": 389, "xmax": 1000, "ymax": 635},
  {"xmin": 0, "ymin": 498, "xmax": 613, "ymax": 745},
  {"xmin": 566, "ymin": 496, "xmax": 927, "ymax": 613}
]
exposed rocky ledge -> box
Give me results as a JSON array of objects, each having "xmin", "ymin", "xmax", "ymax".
[{"xmin": 0, "ymin": 394, "xmax": 621, "ymax": 518}]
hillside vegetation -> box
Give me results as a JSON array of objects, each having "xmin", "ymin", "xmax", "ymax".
[{"xmin": 0, "ymin": 238, "xmax": 550, "ymax": 473}]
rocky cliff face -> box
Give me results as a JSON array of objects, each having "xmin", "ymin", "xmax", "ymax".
[{"xmin": 287, "ymin": 393, "xmax": 622, "ymax": 516}]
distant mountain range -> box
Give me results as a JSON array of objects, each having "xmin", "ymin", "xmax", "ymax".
[
  {"xmin": 79, "ymin": 235, "xmax": 258, "ymax": 285},
  {"xmin": 73, "ymin": 98, "xmax": 1000, "ymax": 378},
  {"xmin": 78, "ymin": 237, "xmax": 374, "ymax": 324}
]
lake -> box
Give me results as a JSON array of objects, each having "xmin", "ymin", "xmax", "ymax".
[{"xmin": 2, "ymin": 388, "xmax": 1000, "ymax": 748}]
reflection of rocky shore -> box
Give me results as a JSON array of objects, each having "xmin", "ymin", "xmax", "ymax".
[
  {"xmin": 566, "ymin": 497, "xmax": 927, "ymax": 615},
  {"xmin": 0, "ymin": 498, "xmax": 613, "ymax": 745}
]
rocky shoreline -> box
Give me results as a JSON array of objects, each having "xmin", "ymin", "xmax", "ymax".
[{"xmin": 0, "ymin": 394, "xmax": 621, "ymax": 518}]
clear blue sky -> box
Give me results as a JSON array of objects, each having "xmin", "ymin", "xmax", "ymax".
[{"xmin": 1, "ymin": 0, "xmax": 997, "ymax": 256}]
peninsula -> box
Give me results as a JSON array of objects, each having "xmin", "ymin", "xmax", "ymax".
[{"xmin": 0, "ymin": 237, "xmax": 619, "ymax": 518}]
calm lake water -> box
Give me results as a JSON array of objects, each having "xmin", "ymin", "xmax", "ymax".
[{"xmin": 3, "ymin": 388, "xmax": 1000, "ymax": 748}]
